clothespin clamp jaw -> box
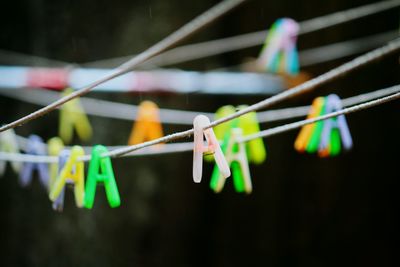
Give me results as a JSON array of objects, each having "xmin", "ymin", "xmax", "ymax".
[
  {"xmin": 210, "ymin": 128, "xmax": 252, "ymax": 194},
  {"xmin": 193, "ymin": 115, "xmax": 230, "ymax": 183},
  {"xmin": 84, "ymin": 145, "xmax": 120, "ymax": 209},
  {"xmin": 59, "ymin": 88, "xmax": 92, "ymax": 144},
  {"xmin": 49, "ymin": 146, "xmax": 85, "ymax": 208},
  {"xmin": 19, "ymin": 135, "xmax": 49, "ymax": 188},
  {"xmin": 0, "ymin": 129, "xmax": 22, "ymax": 175},
  {"xmin": 128, "ymin": 101, "xmax": 163, "ymax": 145}
]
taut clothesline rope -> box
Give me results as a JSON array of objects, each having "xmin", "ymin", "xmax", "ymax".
[
  {"xmin": 1, "ymin": 85, "xmax": 399, "ymax": 163},
  {"xmin": 103, "ymin": 38, "xmax": 400, "ymax": 159},
  {"xmin": 0, "ymin": 0, "xmax": 247, "ymax": 133}
]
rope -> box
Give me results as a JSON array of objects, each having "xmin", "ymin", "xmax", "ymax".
[{"xmin": 0, "ymin": 0, "xmax": 247, "ymax": 133}]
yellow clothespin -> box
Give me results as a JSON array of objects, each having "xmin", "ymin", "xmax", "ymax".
[
  {"xmin": 128, "ymin": 101, "xmax": 163, "ymax": 145},
  {"xmin": 0, "ymin": 129, "xmax": 22, "ymax": 175},
  {"xmin": 49, "ymin": 146, "xmax": 85, "ymax": 208},
  {"xmin": 59, "ymin": 88, "xmax": 92, "ymax": 144},
  {"xmin": 47, "ymin": 137, "xmax": 64, "ymax": 190}
]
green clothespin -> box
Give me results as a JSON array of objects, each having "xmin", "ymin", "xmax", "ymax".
[
  {"xmin": 210, "ymin": 127, "xmax": 252, "ymax": 194},
  {"xmin": 84, "ymin": 145, "xmax": 120, "ymax": 208},
  {"xmin": 306, "ymin": 97, "xmax": 327, "ymax": 153}
]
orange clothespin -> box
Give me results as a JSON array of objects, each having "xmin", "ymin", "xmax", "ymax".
[
  {"xmin": 128, "ymin": 101, "xmax": 163, "ymax": 145},
  {"xmin": 59, "ymin": 88, "xmax": 92, "ymax": 144}
]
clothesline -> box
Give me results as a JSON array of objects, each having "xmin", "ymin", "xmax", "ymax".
[
  {"xmin": 1, "ymin": 83, "xmax": 399, "ymax": 126},
  {"xmin": 2, "ymin": 85, "xmax": 399, "ymax": 163},
  {"xmin": 82, "ymin": 0, "xmax": 400, "ymax": 69},
  {"xmin": 0, "ymin": 0, "xmax": 248, "ymax": 133}
]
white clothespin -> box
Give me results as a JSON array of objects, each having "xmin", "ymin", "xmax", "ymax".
[
  {"xmin": 0, "ymin": 129, "xmax": 22, "ymax": 175},
  {"xmin": 193, "ymin": 115, "xmax": 230, "ymax": 183}
]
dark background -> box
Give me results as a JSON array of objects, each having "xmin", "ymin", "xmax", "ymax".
[{"xmin": 0, "ymin": 0, "xmax": 399, "ymax": 266}]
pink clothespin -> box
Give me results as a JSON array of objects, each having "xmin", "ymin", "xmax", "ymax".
[{"xmin": 193, "ymin": 115, "xmax": 230, "ymax": 183}]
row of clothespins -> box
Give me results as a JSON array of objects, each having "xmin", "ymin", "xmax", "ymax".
[{"xmin": 1, "ymin": 92, "xmax": 353, "ymax": 211}]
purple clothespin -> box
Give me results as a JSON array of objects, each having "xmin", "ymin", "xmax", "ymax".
[
  {"xmin": 52, "ymin": 150, "xmax": 69, "ymax": 212},
  {"xmin": 319, "ymin": 94, "xmax": 353, "ymax": 151},
  {"xmin": 19, "ymin": 135, "xmax": 49, "ymax": 188}
]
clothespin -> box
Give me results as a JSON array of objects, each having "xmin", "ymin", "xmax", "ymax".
[
  {"xmin": 49, "ymin": 146, "xmax": 85, "ymax": 208},
  {"xmin": 59, "ymin": 88, "xmax": 92, "ymax": 144},
  {"xmin": 258, "ymin": 18, "xmax": 299, "ymax": 75},
  {"xmin": 193, "ymin": 115, "xmax": 230, "ymax": 183},
  {"xmin": 84, "ymin": 145, "xmax": 120, "ymax": 208},
  {"xmin": 210, "ymin": 128, "xmax": 252, "ymax": 194},
  {"xmin": 0, "ymin": 129, "xmax": 21, "ymax": 175},
  {"xmin": 236, "ymin": 105, "xmax": 266, "ymax": 164},
  {"xmin": 211, "ymin": 105, "xmax": 267, "ymax": 164},
  {"xmin": 47, "ymin": 137, "xmax": 65, "ymax": 211},
  {"xmin": 50, "ymin": 150, "xmax": 69, "ymax": 211},
  {"xmin": 128, "ymin": 101, "xmax": 163, "ymax": 145},
  {"xmin": 318, "ymin": 94, "xmax": 353, "ymax": 157},
  {"xmin": 294, "ymin": 97, "xmax": 326, "ymax": 152},
  {"xmin": 19, "ymin": 135, "xmax": 49, "ymax": 188}
]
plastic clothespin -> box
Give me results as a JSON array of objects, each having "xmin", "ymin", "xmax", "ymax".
[
  {"xmin": 47, "ymin": 137, "xmax": 64, "ymax": 189},
  {"xmin": 210, "ymin": 128, "xmax": 252, "ymax": 194},
  {"xmin": 59, "ymin": 88, "xmax": 92, "ymax": 144},
  {"xmin": 49, "ymin": 146, "xmax": 85, "ymax": 208},
  {"xmin": 0, "ymin": 129, "xmax": 21, "ymax": 175},
  {"xmin": 294, "ymin": 97, "xmax": 325, "ymax": 152},
  {"xmin": 258, "ymin": 18, "xmax": 300, "ymax": 75},
  {"xmin": 210, "ymin": 105, "xmax": 267, "ymax": 164},
  {"xmin": 84, "ymin": 145, "xmax": 120, "ymax": 208},
  {"xmin": 193, "ymin": 115, "xmax": 230, "ymax": 183},
  {"xmin": 237, "ymin": 105, "xmax": 266, "ymax": 164},
  {"xmin": 128, "ymin": 101, "xmax": 163, "ymax": 145},
  {"xmin": 318, "ymin": 94, "xmax": 353, "ymax": 157},
  {"xmin": 19, "ymin": 135, "xmax": 49, "ymax": 188},
  {"xmin": 50, "ymin": 150, "xmax": 69, "ymax": 211},
  {"xmin": 305, "ymin": 97, "xmax": 327, "ymax": 153}
]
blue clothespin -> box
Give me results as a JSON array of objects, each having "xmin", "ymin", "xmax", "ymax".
[
  {"xmin": 51, "ymin": 150, "xmax": 69, "ymax": 212},
  {"xmin": 19, "ymin": 135, "xmax": 49, "ymax": 188}
]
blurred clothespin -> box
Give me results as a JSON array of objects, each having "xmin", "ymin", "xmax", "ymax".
[
  {"xmin": 128, "ymin": 101, "xmax": 163, "ymax": 145},
  {"xmin": 318, "ymin": 94, "xmax": 353, "ymax": 157},
  {"xmin": 294, "ymin": 97, "xmax": 326, "ymax": 153},
  {"xmin": 50, "ymin": 150, "xmax": 69, "ymax": 211},
  {"xmin": 210, "ymin": 128, "xmax": 252, "ymax": 194},
  {"xmin": 59, "ymin": 88, "xmax": 92, "ymax": 144},
  {"xmin": 49, "ymin": 146, "xmax": 85, "ymax": 208},
  {"xmin": 19, "ymin": 135, "xmax": 49, "ymax": 188},
  {"xmin": 47, "ymin": 137, "xmax": 65, "ymax": 211},
  {"xmin": 193, "ymin": 115, "xmax": 230, "ymax": 183},
  {"xmin": 258, "ymin": 18, "xmax": 299, "ymax": 75},
  {"xmin": 84, "ymin": 145, "xmax": 120, "ymax": 208},
  {"xmin": 0, "ymin": 129, "xmax": 21, "ymax": 175},
  {"xmin": 211, "ymin": 105, "xmax": 267, "ymax": 164}
]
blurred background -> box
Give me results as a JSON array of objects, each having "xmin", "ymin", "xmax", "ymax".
[{"xmin": 0, "ymin": 0, "xmax": 399, "ymax": 266}]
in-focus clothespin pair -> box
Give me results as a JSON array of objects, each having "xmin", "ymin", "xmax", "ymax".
[
  {"xmin": 128, "ymin": 101, "xmax": 163, "ymax": 145},
  {"xmin": 59, "ymin": 88, "xmax": 92, "ymax": 144},
  {"xmin": 294, "ymin": 94, "xmax": 353, "ymax": 157},
  {"xmin": 19, "ymin": 135, "xmax": 49, "ymax": 188},
  {"xmin": 49, "ymin": 145, "xmax": 120, "ymax": 210},
  {"xmin": 0, "ymin": 129, "xmax": 21, "ymax": 176},
  {"xmin": 210, "ymin": 126, "xmax": 252, "ymax": 194},
  {"xmin": 258, "ymin": 18, "xmax": 300, "ymax": 75}
]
